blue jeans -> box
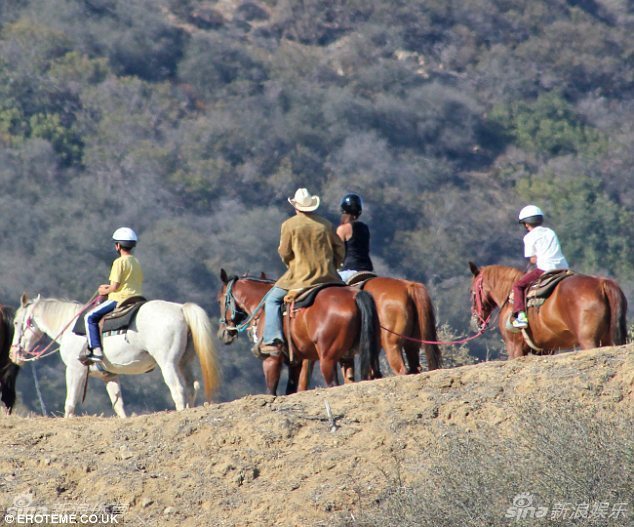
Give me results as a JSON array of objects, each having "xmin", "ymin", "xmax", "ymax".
[
  {"xmin": 85, "ymin": 300, "xmax": 117, "ymax": 350},
  {"xmin": 263, "ymin": 287, "xmax": 287, "ymax": 345}
]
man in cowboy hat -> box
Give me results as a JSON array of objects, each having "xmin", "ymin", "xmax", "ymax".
[{"xmin": 261, "ymin": 188, "xmax": 345, "ymax": 355}]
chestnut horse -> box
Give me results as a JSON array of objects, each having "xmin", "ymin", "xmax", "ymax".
[
  {"xmin": 362, "ymin": 277, "xmax": 442, "ymax": 374},
  {"xmin": 0, "ymin": 305, "xmax": 19, "ymax": 414},
  {"xmin": 469, "ymin": 262, "xmax": 627, "ymax": 358},
  {"xmin": 217, "ymin": 269, "xmax": 380, "ymax": 394}
]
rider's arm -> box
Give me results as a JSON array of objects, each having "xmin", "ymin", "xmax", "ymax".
[
  {"xmin": 336, "ymin": 223, "xmax": 352, "ymax": 242},
  {"xmin": 278, "ymin": 222, "xmax": 293, "ymax": 265},
  {"xmin": 332, "ymin": 228, "xmax": 346, "ymax": 268},
  {"xmin": 98, "ymin": 281, "xmax": 120, "ymax": 296}
]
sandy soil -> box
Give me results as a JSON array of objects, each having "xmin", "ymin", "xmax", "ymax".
[{"xmin": 0, "ymin": 345, "xmax": 632, "ymax": 526}]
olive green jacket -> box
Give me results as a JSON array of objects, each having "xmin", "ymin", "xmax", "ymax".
[{"xmin": 275, "ymin": 212, "xmax": 345, "ymax": 290}]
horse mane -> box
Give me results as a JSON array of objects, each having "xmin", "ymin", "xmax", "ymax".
[
  {"xmin": 484, "ymin": 265, "xmax": 523, "ymax": 285},
  {"xmin": 239, "ymin": 274, "xmax": 275, "ymax": 284},
  {"xmin": 34, "ymin": 297, "xmax": 83, "ymax": 333}
]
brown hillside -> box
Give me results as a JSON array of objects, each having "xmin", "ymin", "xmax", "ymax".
[{"xmin": 1, "ymin": 346, "xmax": 632, "ymax": 526}]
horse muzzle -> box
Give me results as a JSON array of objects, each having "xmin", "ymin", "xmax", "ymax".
[
  {"xmin": 9, "ymin": 345, "xmax": 26, "ymax": 366},
  {"xmin": 218, "ymin": 327, "xmax": 238, "ymax": 344}
]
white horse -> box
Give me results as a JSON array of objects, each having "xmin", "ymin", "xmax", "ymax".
[{"xmin": 10, "ymin": 294, "xmax": 220, "ymax": 417}]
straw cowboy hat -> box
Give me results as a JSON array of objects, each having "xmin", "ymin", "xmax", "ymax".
[{"xmin": 288, "ymin": 188, "xmax": 320, "ymax": 212}]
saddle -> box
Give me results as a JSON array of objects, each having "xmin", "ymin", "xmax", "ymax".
[
  {"xmin": 282, "ymin": 282, "xmax": 347, "ymax": 311},
  {"xmin": 73, "ymin": 296, "xmax": 147, "ymax": 337},
  {"xmin": 345, "ymin": 271, "xmax": 378, "ymax": 288},
  {"xmin": 526, "ymin": 269, "xmax": 575, "ymax": 309}
]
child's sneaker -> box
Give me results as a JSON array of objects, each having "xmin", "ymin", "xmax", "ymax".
[{"xmin": 512, "ymin": 312, "xmax": 528, "ymax": 329}]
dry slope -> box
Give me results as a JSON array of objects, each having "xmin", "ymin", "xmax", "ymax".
[{"xmin": 0, "ymin": 346, "xmax": 632, "ymax": 526}]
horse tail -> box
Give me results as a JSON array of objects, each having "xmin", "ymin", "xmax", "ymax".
[
  {"xmin": 182, "ymin": 303, "xmax": 221, "ymax": 402},
  {"xmin": 602, "ymin": 279, "xmax": 628, "ymax": 345},
  {"xmin": 355, "ymin": 290, "xmax": 381, "ymax": 380},
  {"xmin": 408, "ymin": 282, "xmax": 442, "ymax": 370}
]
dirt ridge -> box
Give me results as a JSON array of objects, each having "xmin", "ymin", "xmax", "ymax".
[{"xmin": 0, "ymin": 346, "xmax": 632, "ymax": 526}]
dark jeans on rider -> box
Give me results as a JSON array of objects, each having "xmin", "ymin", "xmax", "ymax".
[
  {"xmin": 263, "ymin": 286, "xmax": 287, "ymax": 345},
  {"xmin": 85, "ymin": 299, "xmax": 117, "ymax": 350},
  {"xmin": 512, "ymin": 268, "xmax": 544, "ymax": 315}
]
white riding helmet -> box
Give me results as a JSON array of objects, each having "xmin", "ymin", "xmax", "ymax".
[
  {"xmin": 518, "ymin": 205, "xmax": 544, "ymax": 224},
  {"xmin": 112, "ymin": 227, "xmax": 138, "ymax": 248}
]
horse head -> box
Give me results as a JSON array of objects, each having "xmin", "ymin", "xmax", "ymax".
[
  {"xmin": 217, "ymin": 269, "xmax": 247, "ymax": 344},
  {"xmin": 217, "ymin": 269, "xmax": 273, "ymax": 345},
  {"xmin": 9, "ymin": 293, "xmax": 43, "ymax": 365},
  {"xmin": 468, "ymin": 262, "xmax": 494, "ymax": 331}
]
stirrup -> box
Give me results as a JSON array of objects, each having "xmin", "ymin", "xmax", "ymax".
[{"xmin": 79, "ymin": 352, "xmax": 104, "ymax": 366}]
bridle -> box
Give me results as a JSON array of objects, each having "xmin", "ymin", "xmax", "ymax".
[
  {"xmin": 219, "ymin": 278, "xmax": 249, "ymax": 333},
  {"xmin": 10, "ymin": 302, "xmax": 45, "ymax": 362},
  {"xmin": 10, "ymin": 295, "xmax": 100, "ymax": 363},
  {"xmin": 219, "ymin": 277, "xmax": 272, "ymax": 334},
  {"xmin": 471, "ymin": 273, "xmax": 493, "ymax": 330}
]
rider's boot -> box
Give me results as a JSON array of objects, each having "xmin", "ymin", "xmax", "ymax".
[{"xmin": 79, "ymin": 346, "xmax": 104, "ymax": 365}]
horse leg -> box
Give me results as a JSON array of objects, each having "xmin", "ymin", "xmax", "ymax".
[
  {"xmin": 339, "ymin": 358, "xmax": 355, "ymax": 383},
  {"xmin": 158, "ymin": 364, "xmax": 188, "ymax": 411},
  {"xmin": 262, "ymin": 354, "xmax": 283, "ymax": 395},
  {"xmin": 181, "ymin": 362, "xmax": 198, "ymax": 407},
  {"xmin": 64, "ymin": 365, "xmax": 89, "ymax": 417},
  {"xmin": 505, "ymin": 337, "xmax": 526, "ymax": 359},
  {"xmin": 403, "ymin": 341, "xmax": 422, "ymax": 374},
  {"xmin": 104, "ymin": 376, "xmax": 127, "ymax": 418},
  {"xmin": 382, "ymin": 334, "xmax": 409, "ymax": 375},
  {"xmin": 319, "ymin": 357, "xmax": 338, "ymax": 388},
  {"xmin": 297, "ymin": 359, "xmax": 314, "ymax": 391},
  {"xmin": 285, "ymin": 361, "xmax": 301, "ymax": 395}
]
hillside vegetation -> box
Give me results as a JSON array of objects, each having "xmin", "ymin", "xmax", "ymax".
[
  {"xmin": 0, "ymin": 346, "xmax": 632, "ymax": 526},
  {"xmin": 0, "ymin": 0, "xmax": 632, "ymax": 413}
]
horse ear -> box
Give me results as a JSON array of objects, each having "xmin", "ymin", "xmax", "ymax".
[
  {"xmin": 20, "ymin": 292, "xmax": 29, "ymax": 307},
  {"xmin": 468, "ymin": 261, "xmax": 480, "ymax": 276},
  {"xmin": 220, "ymin": 269, "xmax": 229, "ymax": 284},
  {"xmin": 260, "ymin": 271, "xmax": 267, "ymax": 280}
]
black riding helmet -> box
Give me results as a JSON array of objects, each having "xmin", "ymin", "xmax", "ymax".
[{"xmin": 340, "ymin": 193, "xmax": 363, "ymax": 216}]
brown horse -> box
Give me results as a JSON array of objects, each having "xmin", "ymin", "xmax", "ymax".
[
  {"xmin": 0, "ymin": 305, "xmax": 19, "ymax": 414},
  {"xmin": 468, "ymin": 262, "xmax": 628, "ymax": 358},
  {"xmin": 361, "ymin": 277, "xmax": 442, "ymax": 374},
  {"xmin": 217, "ymin": 269, "xmax": 380, "ymax": 394}
]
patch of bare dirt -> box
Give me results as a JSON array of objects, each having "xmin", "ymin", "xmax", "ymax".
[{"xmin": 0, "ymin": 346, "xmax": 632, "ymax": 526}]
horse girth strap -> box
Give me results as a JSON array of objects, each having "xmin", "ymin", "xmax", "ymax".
[{"xmin": 285, "ymin": 307, "xmax": 295, "ymax": 364}]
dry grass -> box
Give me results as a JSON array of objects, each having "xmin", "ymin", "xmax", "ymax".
[{"xmin": 338, "ymin": 401, "xmax": 633, "ymax": 527}]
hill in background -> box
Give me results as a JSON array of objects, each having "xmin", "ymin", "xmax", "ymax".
[{"xmin": 0, "ymin": 0, "xmax": 632, "ymax": 413}]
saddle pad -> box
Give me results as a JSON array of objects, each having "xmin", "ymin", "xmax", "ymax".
[
  {"xmin": 72, "ymin": 297, "xmax": 147, "ymax": 336},
  {"xmin": 284, "ymin": 283, "xmax": 346, "ymax": 310}
]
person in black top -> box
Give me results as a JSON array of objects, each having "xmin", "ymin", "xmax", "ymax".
[{"xmin": 336, "ymin": 193, "xmax": 374, "ymax": 282}]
